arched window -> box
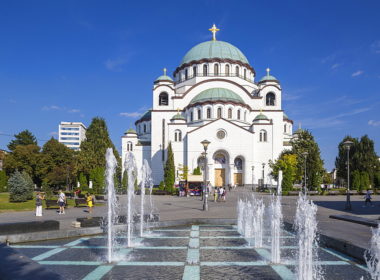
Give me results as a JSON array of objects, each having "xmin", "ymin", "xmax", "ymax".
[
  {"xmin": 127, "ymin": 141, "xmax": 133, "ymax": 151},
  {"xmin": 217, "ymin": 107, "xmax": 222, "ymax": 118},
  {"xmin": 225, "ymin": 65, "xmax": 230, "ymax": 76},
  {"xmin": 159, "ymin": 92, "xmax": 168, "ymax": 106},
  {"xmin": 214, "ymin": 64, "xmax": 219, "ymax": 75},
  {"xmin": 203, "ymin": 64, "xmax": 208, "ymax": 76},
  {"xmin": 284, "ymin": 124, "xmax": 286, "ymax": 133},
  {"xmin": 234, "ymin": 158, "xmax": 243, "ymax": 170},
  {"xmin": 235, "ymin": 66, "xmax": 239, "ymax": 76},
  {"xmin": 260, "ymin": 130, "xmax": 267, "ymax": 142},
  {"xmin": 244, "ymin": 111, "xmax": 247, "ymax": 121},
  {"xmin": 228, "ymin": 108, "xmax": 232, "ymax": 119},
  {"xmin": 207, "ymin": 108, "xmax": 211, "ymax": 118},
  {"xmin": 197, "ymin": 109, "xmax": 201, "ymax": 120},
  {"xmin": 244, "ymin": 69, "xmax": 247, "ymax": 80},
  {"xmin": 237, "ymin": 109, "xmax": 241, "ymax": 120},
  {"xmin": 266, "ymin": 92, "xmax": 276, "ymax": 106},
  {"xmin": 185, "ymin": 69, "xmax": 188, "ymax": 80},
  {"xmin": 143, "ymin": 124, "xmax": 146, "ymax": 133},
  {"xmin": 190, "ymin": 112, "xmax": 193, "ymax": 122},
  {"xmin": 214, "ymin": 153, "xmax": 226, "ymax": 164},
  {"xmin": 193, "ymin": 66, "xmax": 197, "ymax": 76},
  {"xmin": 174, "ymin": 130, "xmax": 182, "ymax": 142}
]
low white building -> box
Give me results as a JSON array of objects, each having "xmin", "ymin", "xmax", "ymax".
[
  {"xmin": 58, "ymin": 122, "xmax": 86, "ymax": 151},
  {"xmin": 122, "ymin": 25, "xmax": 294, "ymax": 187}
]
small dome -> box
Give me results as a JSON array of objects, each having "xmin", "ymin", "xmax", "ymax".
[
  {"xmin": 259, "ymin": 68, "xmax": 279, "ymax": 83},
  {"xmin": 171, "ymin": 113, "xmax": 186, "ymax": 121},
  {"xmin": 155, "ymin": 75, "xmax": 173, "ymax": 82},
  {"xmin": 135, "ymin": 110, "xmax": 151, "ymax": 125},
  {"xmin": 253, "ymin": 113, "xmax": 269, "ymax": 121},
  {"xmin": 125, "ymin": 128, "xmax": 137, "ymax": 134},
  {"xmin": 180, "ymin": 40, "xmax": 249, "ymax": 66},
  {"xmin": 190, "ymin": 88, "xmax": 245, "ymax": 106}
]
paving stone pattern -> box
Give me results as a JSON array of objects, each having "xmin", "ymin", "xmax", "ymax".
[{"xmin": 12, "ymin": 225, "xmax": 371, "ymax": 280}]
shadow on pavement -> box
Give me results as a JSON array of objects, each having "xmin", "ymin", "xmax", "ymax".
[{"xmin": 314, "ymin": 200, "xmax": 380, "ymax": 216}]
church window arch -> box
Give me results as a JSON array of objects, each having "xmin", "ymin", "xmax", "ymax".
[
  {"xmin": 217, "ymin": 107, "xmax": 222, "ymax": 119},
  {"xmin": 214, "ymin": 64, "xmax": 219, "ymax": 75},
  {"xmin": 159, "ymin": 92, "xmax": 168, "ymax": 106},
  {"xmin": 127, "ymin": 141, "xmax": 133, "ymax": 152},
  {"xmin": 237, "ymin": 109, "xmax": 241, "ymax": 120},
  {"xmin": 225, "ymin": 64, "xmax": 230, "ymax": 76},
  {"xmin": 207, "ymin": 107, "xmax": 211, "ymax": 119},
  {"xmin": 234, "ymin": 157, "xmax": 243, "ymax": 171},
  {"xmin": 244, "ymin": 69, "xmax": 247, "ymax": 80},
  {"xmin": 174, "ymin": 130, "xmax": 182, "ymax": 142},
  {"xmin": 185, "ymin": 69, "xmax": 188, "ymax": 80},
  {"xmin": 203, "ymin": 64, "xmax": 208, "ymax": 76},
  {"xmin": 143, "ymin": 124, "xmax": 146, "ymax": 133},
  {"xmin": 259, "ymin": 130, "xmax": 267, "ymax": 142},
  {"xmin": 228, "ymin": 108, "xmax": 232, "ymax": 119},
  {"xmin": 193, "ymin": 66, "xmax": 197, "ymax": 76},
  {"xmin": 190, "ymin": 111, "xmax": 193, "ymax": 122},
  {"xmin": 235, "ymin": 66, "xmax": 239, "ymax": 76},
  {"xmin": 197, "ymin": 109, "xmax": 201, "ymax": 120},
  {"xmin": 244, "ymin": 111, "xmax": 247, "ymax": 121},
  {"xmin": 266, "ymin": 92, "xmax": 276, "ymax": 106},
  {"xmin": 284, "ymin": 124, "xmax": 286, "ymax": 133},
  {"xmin": 214, "ymin": 153, "xmax": 226, "ymax": 164}
]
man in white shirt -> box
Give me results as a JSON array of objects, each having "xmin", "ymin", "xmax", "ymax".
[{"xmin": 57, "ymin": 190, "xmax": 66, "ymax": 214}]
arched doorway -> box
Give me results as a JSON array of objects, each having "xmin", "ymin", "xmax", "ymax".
[
  {"xmin": 233, "ymin": 157, "xmax": 244, "ymax": 186},
  {"xmin": 213, "ymin": 151, "xmax": 229, "ymax": 187}
]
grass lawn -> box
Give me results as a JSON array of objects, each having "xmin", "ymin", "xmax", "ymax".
[{"xmin": 0, "ymin": 192, "xmax": 83, "ymax": 212}]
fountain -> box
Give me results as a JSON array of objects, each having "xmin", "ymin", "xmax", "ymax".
[
  {"xmin": 365, "ymin": 226, "xmax": 380, "ymax": 280},
  {"xmin": 295, "ymin": 193, "xmax": 321, "ymax": 280},
  {"xmin": 139, "ymin": 161, "xmax": 146, "ymax": 237},
  {"xmin": 105, "ymin": 148, "xmax": 118, "ymax": 263},
  {"xmin": 253, "ymin": 197, "xmax": 264, "ymax": 248},
  {"xmin": 124, "ymin": 152, "xmax": 137, "ymax": 247},
  {"xmin": 270, "ymin": 194, "xmax": 282, "ymax": 264}
]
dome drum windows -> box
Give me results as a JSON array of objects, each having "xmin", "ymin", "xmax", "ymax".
[
  {"xmin": 159, "ymin": 92, "xmax": 169, "ymax": 106},
  {"xmin": 225, "ymin": 64, "xmax": 230, "ymax": 75},
  {"xmin": 206, "ymin": 108, "xmax": 211, "ymax": 119},
  {"xmin": 214, "ymin": 64, "xmax": 219, "ymax": 76},
  {"xmin": 228, "ymin": 108, "xmax": 232, "ymax": 119},
  {"xmin": 127, "ymin": 141, "xmax": 133, "ymax": 152},
  {"xmin": 217, "ymin": 107, "xmax": 222, "ymax": 119},
  {"xmin": 174, "ymin": 130, "xmax": 182, "ymax": 142},
  {"xmin": 266, "ymin": 92, "xmax": 276, "ymax": 106},
  {"xmin": 197, "ymin": 109, "xmax": 201, "ymax": 120},
  {"xmin": 203, "ymin": 64, "xmax": 208, "ymax": 76},
  {"xmin": 259, "ymin": 130, "xmax": 268, "ymax": 142}
]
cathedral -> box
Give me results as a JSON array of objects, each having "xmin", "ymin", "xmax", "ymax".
[{"xmin": 122, "ymin": 25, "xmax": 293, "ymax": 187}]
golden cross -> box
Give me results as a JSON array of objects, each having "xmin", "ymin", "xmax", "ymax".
[
  {"xmin": 209, "ymin": 24, "xmax": 220, "ymax": 41},
  {"xmin": 266, "ymin": 68, "xmax": 270, "ymax": 76},
  {"xmin": 177, "ymin": 108, "xmax": 180, "ymax": 114},
  {"xmin": 163, "ymin": 68, "xmax": 167, "ymax": 76}
]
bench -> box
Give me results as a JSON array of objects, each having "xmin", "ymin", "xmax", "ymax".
[
  {"xmin": 0, "ymin": 220, "xmax": 59, "ymax": 235},
  {"xmin": 152, "ymin": 190, "xmax": 170, "ymax": 195},
  {"xmin": 95, "ymin": 195, "xmax": 105, "ymax": 201},
  {"xmin": 328, "ymin": 190, "xmax": 340, "ymax": 195},
  {"xmin": 288, "ymin": 191, "xmax": 300, "ymax": 195},
  {"xmin": 307, "ymin": 191, "xmax": 319, "ymax": 195},
  {"xmin": 75, "ymin": 198, "xmax": 87, "ymax": 207},
  {"xmin": 76, "ymin": 217, "xmax": 103, "ymax": 228}
]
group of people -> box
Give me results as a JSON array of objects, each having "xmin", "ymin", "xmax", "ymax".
[
  {"xmin": 35, "ymin": 190, "xmax": 94, "ymax": 216},
  {"xmin": 213, "ymin": 186, "xmax": 226, "ymax": 202}
]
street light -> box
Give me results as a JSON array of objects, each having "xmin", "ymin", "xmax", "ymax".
[
  {"xmin": 302, "ymin": 152, "xmax": 308, "ymax": 195},
  {"xmin": 262, "ymin": 163, "xmax": 266, "ymax": 189},
  {"xmin": 251, "ymin": 166, "xmax": 255, "ymax": 191},
  {"xmin": 343, "ymin": 140, "xmax": 354, "ymax": 210},
  {"xmin": 201, "ymin": 139, "xmax": 210, "ymax": 211}
]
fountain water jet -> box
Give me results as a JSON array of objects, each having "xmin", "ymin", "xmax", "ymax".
[
  {"xmin": 270, "ymin": 194, "xmax": 282, "ymax": 264},
  {"xmin": 253, "ymin": 197, "xmax": 264, "ymax": 248},
  {"xmin": 105, "ymin": 148, "xmax": 118, "ymax": 263},
  {"xmin": 365, "ymin": 226, "xmax": 380, "ymax": 280},
  {"xmin": 139, "ymin": 162, "xmax": 146, "ymax": 237},
  {"xmin": 124, "ymin": 152, "xmax": 137, "ymax": 247}
]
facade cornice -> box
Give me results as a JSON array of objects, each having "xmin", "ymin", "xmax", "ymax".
[
  {"xmin": 188, "ymin": 118, "xmax": 253, "ymax": 134},
  {"xmin": 153, "ymin": 84, "xmax": 175, "ymax": 91},
  {"xmin": 185, "ymin": 100, "xmax": 251, "ymax": 110}
]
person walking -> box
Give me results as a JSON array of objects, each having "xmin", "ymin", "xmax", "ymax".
[
  {"xmin": 213, "ymin": 187, "xmax": 218, "ymax": 202},
  {"xmin": 57, "ymin": 190, "xmax": 66, "ymax": 214},
  {"xmin": 86, "ymin": 193, "xmax": 94, "ymax": 214},
  {"xmin": 219, "ymin": 187, "xmax": 224, "ymax": 202},
  {"xmin": 364, "ymin": 189, "xmax": 374, "ymax": 207},
  {"xmin": 221, "ymin": 187, "xmax": 226, "ymax": 202},
  {"xmin": 35, "ymin": 192, "xmax": 45, "ymax": 217}
]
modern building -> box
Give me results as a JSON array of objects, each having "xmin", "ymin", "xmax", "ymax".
[
  {"xmin": 122, "ymin": 25, "xmax": 294, "ymax": 187},
  {"xmin": 58, "ymin": 122, "xmax": 87, "ymax": 150}
]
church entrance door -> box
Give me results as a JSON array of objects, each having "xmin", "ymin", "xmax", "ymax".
[
  {"xmin": 234, "ymin": 173, "xmax": 243, "ymax": 186},
  {"xmin": 215, "ymin": 169, "xmax": 225, "ymax": 187}
]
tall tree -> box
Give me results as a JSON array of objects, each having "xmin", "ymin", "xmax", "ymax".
[
  {"xmin": 291, "ymin": 130, "xmax": 324, "ymax": 190},
  {"xmin": 3, "ymin": 144, "xmax": 41, "ymax": 184},
  {"xmin": 37, "ymin": 138, "xmax": 75, "ymax": 190},
  {"xmin": 0, "ymin": 170, "xmax": 7, "ymax": 192},
  {"xmin": 164, "ymin": 142, "xmax": 175, "ymax": 193},
  {"xmin": 77, "ymin": 117, "xmax": 121, "ymax": 179},
  {"xmin": 7, "ymin": 130, "xmax": 37, "ymax": 152},
  {"xmin": 8, "ymin": 171, "xmax": 29, "ymax": 202},
  {"xmin": 270, "ymin": 152, "xmax": 298, "ymax": 191}
]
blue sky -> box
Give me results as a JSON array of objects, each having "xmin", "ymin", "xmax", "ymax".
[{"xmin": 0, "ymin": 0, "xmax": 379, "ymax": 170}]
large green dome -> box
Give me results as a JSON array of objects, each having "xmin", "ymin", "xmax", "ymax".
[
  {"xmin": 181, "ymin": 41, "xmax": 249, "ymax": 66},
  {"xmin": 190, "ymin": 88, "xmax": 244, "ymax": 105}
]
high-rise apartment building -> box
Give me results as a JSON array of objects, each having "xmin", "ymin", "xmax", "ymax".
[{"xmin": 58, "ymin": 122, "xmax": 86, "ymax": 150}]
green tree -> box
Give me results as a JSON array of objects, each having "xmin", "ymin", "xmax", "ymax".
[
  {"xmin": 89, "ymin": 167, "xmax": 105, "ymax": 194},
  {"xmin": 164, "ymin": 142, "xmax": 175, "ymax": 193},
  {"xmin": 78, "ymin": 172, "xmax": 88, "ymax": 192},
  {"xmin": 4, "ymin": 144, "xmax": 41, "ymax": 184},
  {"xmin": 374, "ymin": 172, "xmax": 380, "ymax": 188},
  {"xmin": 77, "ymin": 117, "xmax": 121, "ymax": 183},
  {"xmin": 0, "ymin": 170, "xmax": 8, "ymax": 192},
  {"xmin": 37, "ymin": 138, "xmax": 75, "ymax": 190},
  {"xmin": 178, "ymin": 164, "xmax": 189, "ymax": 181},
  {"xmin": 291, "ymin": 130, "xmax": 324, "ymax": 190},
  {"xmin": 8, "ymin": 171, "xmax": 29, "ymax": 202},
  {"xmin": 270, "ymin": 152, "xmax": 298, "ymax": 191},
  {"xmin": 22, "ymin": 171, "xmax": 34, "ymax": 200},
  {"xmin": 193, "ymin": 166, "xmax": 202, "ymax": 175},
  {"xmin": 351, "ymin": 170, "xmax": 361, "ymax": 191},
  {"xmin": 360, "ymin": 171, "xmax": 370, "ymax": 191},
  {"xmin": 7, "ymin": 130, "xmax": 37, "ymax": 152}
]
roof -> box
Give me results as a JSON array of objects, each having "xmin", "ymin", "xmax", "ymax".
[
  {"xmin": 259, "ymin": 74, "xmax": 279, "ymax": 83},
  {"xmin": 189, "ymin": 88, "xmax": 245, "ymax": 106},
  {"xmin": 135, "ymin": 110, "xmax": 151, "ymax": 124},
  {"xmin": 180, "ymin": 40, "xmax": 249, "ymax": 66},
  {"xmin": 171, "ymin": 113, "xmax": 186, "ymax": 121},
  {"xmin": 253, "ymin": 113, "xmax": 269, "ymax": 121},
  {"xmin": 155, "ymin": 75, "xmax": 173, "ymax": 82},
  {"xmin": 125, "ymin": 128, "xmax": 137, "ymax": 134}
]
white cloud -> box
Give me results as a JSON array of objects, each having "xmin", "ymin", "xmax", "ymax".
[
  {"xmin": 68, "ymin": 109, "xmax": 80, "ymax": 113},
  {"xmin": 351, "ymin": 70, "xmax": 364, "ymax": 77},
  {"xmin": 371, "ymin": 41, "xmax": 380, "ymax": 54},
  {"xmin": 42, "ymin": 105, "xmax": 61, "ymax": 111},
  {"xmin": 105, "ymin": 57, "xmax": 129, "ymax": 71},
  {"xmin": 119, "ymin": 112, "xmax": 142, "ymax": 118},
  {"xmin": 49, "ymin": 131, "xmax": 58, "ymax": 136},
  {"xmin": 331, "ymin": 63, "xmax": 341, "ymax": 70},
  {"xmin": 368, "ymin": 120, "xmax": 380, "ymax": 127}
]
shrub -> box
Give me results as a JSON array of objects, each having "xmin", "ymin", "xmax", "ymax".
[
  {"xmin": 22, "ymin": 171, "xmax": 34, "ymax": 200},
  {"xmin": 8, "ymin": 171, "xmax": 29, "ymax": 202},
  {"xmin": 159, "ymin": 181, "xmax": 165, "ymax": 191},
  {"xmin": 0, "ymin": 170, "xmax": 7, "ymax": 192}
]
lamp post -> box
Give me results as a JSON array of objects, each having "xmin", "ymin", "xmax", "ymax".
[
  {"xmin": 302, "ymin": 152, "xmax": 308, "ymax": 195},
  {"xmin": 201, "ymin": 139, "xmax": 210, "ymax": 211},
  {"xmin": 251, "ymin": 166, "xmax": 255, "ymax": 191},
  {"xmin": 262, "ymin": 163, "xmax": 265, "ymax": 189},
  {"xmin": 343, "ymin": 140, "xmax": 353, "ymax": 210}
]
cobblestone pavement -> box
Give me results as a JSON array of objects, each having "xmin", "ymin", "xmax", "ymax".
[{"xmin": 11, "ymin": 224, "xmax": 371, "ymax": 280}]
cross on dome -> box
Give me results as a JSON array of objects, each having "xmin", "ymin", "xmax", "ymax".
[
  {"xmin": 163, "ymin": 68, "xmax": 167, "ymax": 76},
  {"xmin": 266, "ymin": 68, "xmax": 271, "ymax": 76},
  {"xmin": 209, "ymin": 24, "xmax": 220, "ymax": 41}
]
